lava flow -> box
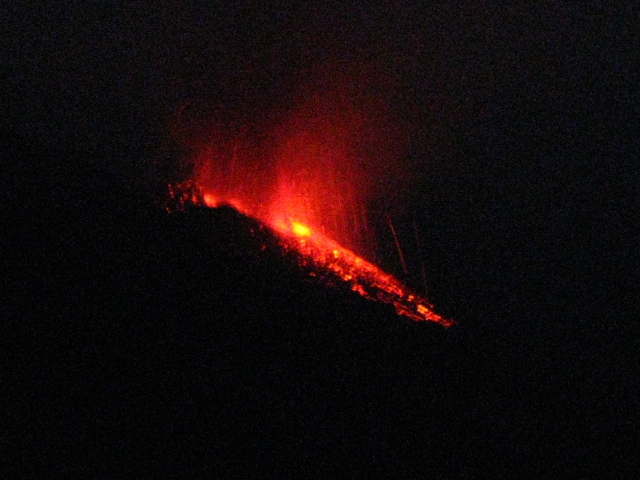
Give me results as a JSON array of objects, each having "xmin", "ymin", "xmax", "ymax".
[
  {"xmin": 169, "ymin": 61, "xmax": 453, "ymax": 326},
  {"xmin": 269, "ymin": 216, "xmax": 453, "ymax": 326},
  {"xmin": 181, "ymin": 189, "xmax": 453, "ymax": 327}
]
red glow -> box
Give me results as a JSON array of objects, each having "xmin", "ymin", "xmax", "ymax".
[
  {"xmin": 172, "ymin": 62, "xmax": 452, "ymax": 326},
  {"xmin": 182, "ymin": 185, "xmax": 452, "ymax": 326},
  {"xmin": 203, "ymin": 193, "xmax": 218, "ymax": 207}
]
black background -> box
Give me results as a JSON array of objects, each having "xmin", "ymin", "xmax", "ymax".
[{"xmin": 3, "ymin": 2, "xmax": 639, "ymax": 477}]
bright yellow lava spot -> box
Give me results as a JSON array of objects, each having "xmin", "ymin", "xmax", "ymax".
[
  {"xmin": 291, "ymin": 222, "xmax": 311, "ymax": 237},
  {"xmin": 332, "ymin": 249, "xmax": 339, "ymax": 257}
]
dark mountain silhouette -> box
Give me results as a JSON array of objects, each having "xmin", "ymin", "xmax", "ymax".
[{"xmin": 2, "ymin": 127, "xmax": 637, "ymax": 477}]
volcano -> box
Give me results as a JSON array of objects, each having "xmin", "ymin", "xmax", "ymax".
[
  {"xmin": 166, "ymin": 66, "xmax": 452, "ymax": 327},
  {"xmin": 4, "ymin": 1, "xmax": 637, "ymax": 475},
  {"xmin": 167, "ymin": 183, "xmax": 452, "ymax": 327},
  {"xmin": 4, "ymin": 126, "xmax": 636, "ymax": 477}
]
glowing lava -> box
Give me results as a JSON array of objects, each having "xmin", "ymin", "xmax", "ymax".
[
  {"xmin": 169, "ymin": 61, "xmax": 453, "ymax": 326},
  {"xmin": 173, "ymin": 184, "xmax": 453, "ymax": 327},
  {"xmin": 267, "ymin": 215, "xmax": 453, "ymax": 327},
  {"xmin": 291, "ymin": 222, "xmax": 311, "ymax": 238}
]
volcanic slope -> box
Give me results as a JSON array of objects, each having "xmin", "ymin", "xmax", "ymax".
[
  {"xmin": 3, "ymin": 132, "xmax": 456, "ymax": 477},
  {"xmin": 4, "ymin": 129, "xmax": 637, "ymax": 478}
]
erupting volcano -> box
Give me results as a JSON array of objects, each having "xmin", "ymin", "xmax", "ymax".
[
  {"xmin": 171, "ymin": 184, "xmax": 452, "ymax": 327},
  {"xmin": 169, "ymin": 63, "xmax": 452, "ymax": 327}
]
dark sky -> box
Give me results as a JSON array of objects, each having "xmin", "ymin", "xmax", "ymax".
[
  {"xmin": 4, "ymin": 2, "xmax": 637, "ymax": 317},
  {"xmin": 6, "ymin": 2, "xmax": 634, "ymax": 179}
]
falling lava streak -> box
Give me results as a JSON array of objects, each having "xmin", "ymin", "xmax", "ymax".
[{"xmin": 174, "ymin": 188, "xmax": 453, "ymax": 328}]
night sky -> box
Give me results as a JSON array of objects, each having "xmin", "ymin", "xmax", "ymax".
[
  {"xmin": 3, "ymin": 2, "xmax": 639, "ymax": 477},
  {"xmin": 6, "ymin": 1, "xmax": 636, "ymax": 287},
  {"xmin": 7, "ymin": 3, "xmax": 634, "ymax": 181}
]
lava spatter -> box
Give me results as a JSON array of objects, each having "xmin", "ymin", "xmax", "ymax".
[
  {"xmin": 269, "ymin": 215, "xmax": 453, "ymax": 327},
  {"xmin": 172, "ymin": 185, "xmax": 453, "ymax": 327},
  {"xmin": 168, "ymin": 61, "xmax": 453, "ymax": 326}
]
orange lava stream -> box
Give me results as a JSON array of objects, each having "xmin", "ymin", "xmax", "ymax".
[{"xmin": 197, "ymin": 192, "xmax": 453, "ymax": 327}]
